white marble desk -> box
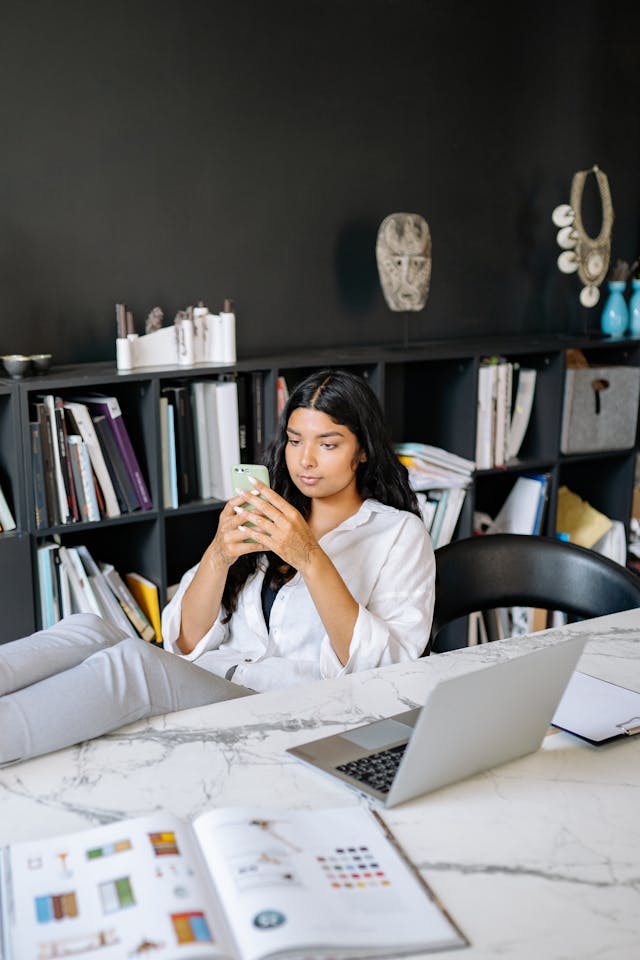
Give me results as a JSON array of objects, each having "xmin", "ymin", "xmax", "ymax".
[{"xmin": 1, "ymin": 610, "xmax": 639, "ymax": 959}]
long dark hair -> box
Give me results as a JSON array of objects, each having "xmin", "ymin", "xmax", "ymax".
[{"xmin": 221, "ymin": 369, "xmax": 420, "ymax": 619}]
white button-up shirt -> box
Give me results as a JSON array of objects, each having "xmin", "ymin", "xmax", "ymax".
[{"xmin": 162, "ymin": 499, "xmax": 435, "ymax": 692}]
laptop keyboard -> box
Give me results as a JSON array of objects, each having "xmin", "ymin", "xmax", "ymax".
[{"xmin": 336, "ymin": 743, "xmax": 407, "ymax": 794}]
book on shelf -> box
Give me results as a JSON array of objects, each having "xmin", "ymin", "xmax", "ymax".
[
  {"xmin": 191, "ymin": 381, "xmax": 220, "ymax": 500},
  {"xmin": 125, "ymin": 571, "xmax": 162, "ymax": 643},
  {"xmin": 486, "ymin": 473, "xmax": 549, "ymax": 537},
  {"xmin": 30, "ymin": 420, "xmax": 49, "ymax": 530},
  {"xmin": 56, "ymin": 548, "xmax": 73, "ymax": 619},
  {"xmin": 276, "ymin": 374, "xmax": 289, "ymax": 416},
  {"xmin": 58, "ymin": 545, "xmax": 102, "ymax": 617},
  {"xmin": 0, "ymin": 805, "xmax": 466, "ymax": 960},
  {"xmin": 435, "ymin": 485, "xmax": 467, "ymax": 548},
  {"xmin": 162, "ymin": 384, "xmax": 198, "ymax": 504},
  {"xmin": 591, "ymin": 519, "xmax": 626, "ymax": 566},
  {"xmin": 481, "ymin": 608, "xmax": 507, "ymax": 644},
  {"xmin": 66, "ymin": 435, "xmax": 89, "ymax": 522},
  {"xmin": 67, "ymin": 436, "xmax": 101, "ymax": 523},
  {"xmin": 100, "ymin": 562, "xmax": 156, "ymax": 642},
  {"xmin": 493, "ymin": 359, "xmax": 512, "ymax": 468},
  {"xmin": 166, "ymin": 400, "xmax": 179, "ymax": 508},
  {"xmin": 210, "ymin": 379, "xmax": 241, "ymax": 500},
  {"xmin": 475, "ymin": 362, "xmax": 497, "ymax": 470},
  {"xmin": 188, "ymin": 379, "xmax": 242, "ymax": 502},
  {"xmin": 416, "ymin": 492, "xmax": 438, "ymax": 530},
  {"xmin": 555, "ymin": 485, "xmax": 612, "ymax": 549},
  {"xmin": 43, "ymin": 395, "xmax": 73, "ymax": 524},
  {"xmin": 93, "ymin": 414, "xmax": 141, "ymax": 514},
  {"xmin": 252, "ymin": 372, "xmax": 266, "ymax": 463},
  {"xmin": 64, "ymin": 401, "xmax": 121, "ymax": 519},
  {"xmin": 467, "ymin": 610, "xmax": 489, "ymax": 646},
  {"xmin": 505, "ymin": 367, "xmax": 537, "ymax": 461},
  {"xmin": 159, "ymin": 395, "xmax": 173, "ymax": 509},
  {"xmin": 72, "ymin": 395, "xmax": 152, "ymax": 511},
  {"xmin": 0, "ymin": 478, "xmax": 17, "ymax": 533},
  {"xmin": 36, "ymin": 543, "xmax": 60, "ymax": 627},
  {"xmin": 237, "ymin": 370, "xmax": 266, "ymax": 465},
  {"xmin": 35, "ymin": 402, "xmax": 59, "ymax": 526},
  {"xmin": 72, "ymin": 545, "xmax": 139, "ymax": 638},
  {"xmin": 428, "ymin": 489, "xmax": 449, "ymax": 547},
  {"xmin": 57, "ymin": 397, "xmax": 82, "ymax": 523}
]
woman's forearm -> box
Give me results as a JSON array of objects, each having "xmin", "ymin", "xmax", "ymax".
[
  {"xmin": 176, "ymin": 544, "xmax": 230, "ymax": 654},
  {"xmin": 298, "ymin": 548, "xmax": 359, "ymax": 665}
]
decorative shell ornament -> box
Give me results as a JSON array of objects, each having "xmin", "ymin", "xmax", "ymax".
[{"xmin": 552, "ymin": 165, "xmax": 614, "ymax": 308}]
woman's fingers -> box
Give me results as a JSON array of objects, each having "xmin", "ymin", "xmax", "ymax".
[
  {"xmin": 244, "ymin": 479, "xmax": 295, "ymax": 518},
  {"xmin": 233, "ymin": 504, "xmax": 274, "ymax": 537}
]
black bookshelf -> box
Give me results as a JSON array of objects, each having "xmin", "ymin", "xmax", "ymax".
[{"xmin": 2, "ymin": 333, "xmax": 639, "ymax": 648}]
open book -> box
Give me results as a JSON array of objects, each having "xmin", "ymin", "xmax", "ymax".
[{"xmin": 0, "ymin": 806, "xmax": 467, "ymax": 960}]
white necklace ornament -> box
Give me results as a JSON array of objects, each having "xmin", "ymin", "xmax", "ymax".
[{"xmin": 552, "ymin": 165, "xmax": 614, "ymax": 308}]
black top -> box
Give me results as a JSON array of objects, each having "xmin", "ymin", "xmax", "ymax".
[{"xmin": 261, "ymin": 574, "xmax": 281, "ymax": 630}]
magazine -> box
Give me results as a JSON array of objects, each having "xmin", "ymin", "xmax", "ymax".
[{"xmin": 0, "ymin": 805, "xmax": 467, "ymax": 960}]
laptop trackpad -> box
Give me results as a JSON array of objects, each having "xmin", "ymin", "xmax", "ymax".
[{"xmin": 340, "ymin": 718, "xmax": 414, "ymax": 751}]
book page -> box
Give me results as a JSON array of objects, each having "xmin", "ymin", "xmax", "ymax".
[
  {"xmin": 192, "ymin": 805, "xmax": 465, "ymax": 960},
  {"xmin": 2, "ymin": 813, "xmax": 235, "ymax": 960}
]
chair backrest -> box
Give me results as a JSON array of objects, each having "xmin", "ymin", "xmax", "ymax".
[{"xmin": 429, "ymin": 533, "xmax": 640, "ymax": 653}]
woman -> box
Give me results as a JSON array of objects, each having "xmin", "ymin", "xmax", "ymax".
[
  {"xmin": 0, "ymin": 370, "xmax": 434, "ymax": 765},
  {"xmin": 162, "ymin": 368, "xmax": 435, "ymax": 690}
]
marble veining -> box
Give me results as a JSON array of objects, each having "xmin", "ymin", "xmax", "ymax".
[{"xmin": 0, "ymin": 610, "xmax": 639, "ymax": 957}]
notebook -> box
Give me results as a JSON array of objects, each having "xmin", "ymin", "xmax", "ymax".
[{"xmin": 288, "ymin": 636, "xmax": 586, "ymax": 808}]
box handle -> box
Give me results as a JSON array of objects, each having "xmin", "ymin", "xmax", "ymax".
[{"xmin": 591, "ymin": 377, "xmax": 610, "ymax": 415}]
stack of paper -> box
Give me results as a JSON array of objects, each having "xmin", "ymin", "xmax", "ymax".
[
  {"xmin": 395, "ymin": 442, "xmax": 474, "ymax": 490},
  {"xmin": 397, "ymin": 443, "xmax": 474, "ymax": 547}
]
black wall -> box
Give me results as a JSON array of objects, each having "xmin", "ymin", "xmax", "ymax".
[{"xmin": 1, "ymin": 0, "xmax": 638, "ymax": 364}]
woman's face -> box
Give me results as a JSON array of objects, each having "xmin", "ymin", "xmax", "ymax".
[{"xmin": 285, "ymin": 407, "xmax": 364, "ymax": 505}]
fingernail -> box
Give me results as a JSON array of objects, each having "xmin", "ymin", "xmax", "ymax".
[
  {"xmin": 248, "ymin": 475, "xmax": 258, "ymax": 485},
  {"xmin": 233, "ymin": 506, "xmax": 244, "ymax": 515}
]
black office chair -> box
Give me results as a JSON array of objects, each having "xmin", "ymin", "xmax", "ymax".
[{"xmin": 428, "ymin": 533, "xmax": 640, "ymax": 655}]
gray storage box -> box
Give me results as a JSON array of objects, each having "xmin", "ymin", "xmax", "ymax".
[{"xmin": 561, "ymin": 366, "xmax": 640, "ymax": 454}]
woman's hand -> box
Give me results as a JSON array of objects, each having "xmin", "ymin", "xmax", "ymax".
[
  {"xmin": 209, "ymin": 492, "xmax": 272, "ymax": 568},
  {"xmin": 238, "ymin": 477, "xmax": 359, "ymax": 665},
  {"xmin": 233, "ymin": 478, "xmax": 320, "ymax": 571},
  {"xmin": 176, "ymin": 491, "xmax": 267, "ymax": 654}
]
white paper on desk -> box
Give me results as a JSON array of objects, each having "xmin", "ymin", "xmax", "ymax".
[{"xmin": 552, "ymin": 671, "xmax": 640, "ymax": 742}]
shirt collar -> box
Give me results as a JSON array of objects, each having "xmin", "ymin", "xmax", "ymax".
[{"xmin": 323, "ymin": 498, "xmax": 387, "ymax": 535}]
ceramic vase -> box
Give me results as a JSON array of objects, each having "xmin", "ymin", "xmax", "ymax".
[
  {"xmin": 600, "ymin": 280, "xmax": 629, "ymax": 337},
  {"xmin": 629, "ymin": 278, "xmax": 640, "ymax": 338}
]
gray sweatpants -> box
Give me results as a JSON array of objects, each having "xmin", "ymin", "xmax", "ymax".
[{"xmin": 0, "ymin": 614, "xmax": 253, "ymax": 765}]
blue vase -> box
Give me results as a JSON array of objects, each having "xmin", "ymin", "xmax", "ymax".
[
  {"xmin": 629, "ymin": 279, "xmax": 640, "ymax": 338},
  {"xmin": 600, "ymin": 280, "xmax": 629, "ymax": 337}
]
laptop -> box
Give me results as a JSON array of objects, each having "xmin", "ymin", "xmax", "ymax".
[{"xmin": 288, "ymin": 635, "xmax": 586, "ymax": 808}]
